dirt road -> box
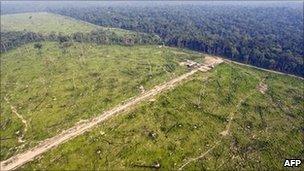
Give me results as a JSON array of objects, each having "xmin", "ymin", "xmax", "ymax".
[
  {"xmin": 223, "ymin": 59, "xmax": 303, "ymax": 80},
  {"xmin": 0, "ymin": 57, "xmax": 223, "ymax": 171}
]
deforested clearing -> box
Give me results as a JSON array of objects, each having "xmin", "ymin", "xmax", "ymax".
[
  {"xmin": 21, "ymin": 63, "xmax": 304, "ymax": 170},
  {"xmin": 1, "ymin": 2, "xmax": 303, "ymax": 170},
  {"xmin": 1, "ymin": 12, "xmax": 133, "ymax": 35},
  {"xmin": 0, "ymin": 42, "xmax": 204, "ymax": 161}
]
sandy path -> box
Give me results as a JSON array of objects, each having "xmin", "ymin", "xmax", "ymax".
[
  {"xmin": 220, "ymin": 91, "xmax": 255, "ymax": 136},
  {"xmin": 0, "ymin": 57, "xmax": 223, "ymax": 171},
  {"xmin": 178, "ymin": 86, "xmax": 255, "ymax": 170},
  {"xmin": 179, "ymin": 78, "xmax": 270, "ymax": 170},
  {"xmin": 4, "ymin": 96, "xmax": 28, "ymax": 143},
  {"xmin": 178, "ymin": 140, "xmax": 221, "ymax": 170}
]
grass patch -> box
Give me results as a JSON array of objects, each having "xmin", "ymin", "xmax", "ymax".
[
  {"xmin": 0, "ymin": 42, "xmax": 203, "ymax": 160},
  {"xmin": 21, "ymin": 63, "xmax": 303, "ymax": 170},
  {"xmin": 0, "ymin": 12, "xmax": 135, "ymax": 36}
]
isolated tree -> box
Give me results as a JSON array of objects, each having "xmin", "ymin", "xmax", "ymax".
[
  {"xmin": 59, "ymin": 42, "xmax": 73, "ymax": 54},
  {"xmin": 34, "ymin": 43, "xmax": 42, "ymax": 49},
  {"xmin": 33, "ymin": 43, "xmax": 43, "ymax": 55}
]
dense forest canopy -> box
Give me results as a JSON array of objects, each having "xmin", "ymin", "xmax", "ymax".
[{"xmin": 1, "ymin": 1, "xmax": 303, "ymax": 76}]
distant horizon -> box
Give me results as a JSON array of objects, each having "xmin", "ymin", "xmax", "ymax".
[{"xmin": 1, "ymin": 0, "xmax": 303, "ymax": 15}]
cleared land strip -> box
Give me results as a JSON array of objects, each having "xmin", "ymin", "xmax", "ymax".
[
  {"xmin": 223, "ymin": 59, "xmax": 304, "ymax": 80},
  {"xmin": 0, "ymin": 57, "xmax": 223, "ymax": 171}
]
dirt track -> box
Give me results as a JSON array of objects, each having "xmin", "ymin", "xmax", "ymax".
[
  {"xmin": 178, "ymin": 84, "xmax": 257, "ymax": 170},
  {"xmin": 4, "ymin": 96, "xmax": 28, "ymax": 143},
  {"xmin": 0, "ymin": 57, "xmax": 223, "ymax": 171},
  {"xmin": 223, "ymin": 59, "xmax": 304, "ymax": 80}
]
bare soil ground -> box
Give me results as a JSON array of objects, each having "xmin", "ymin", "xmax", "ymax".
[
  {"xmin": 257, "ymin": 79, "xmax": 268, "ymax": 94},
  {"xmin": 0, "ymin": 57, "xmax": 223, "ymax": 171}
]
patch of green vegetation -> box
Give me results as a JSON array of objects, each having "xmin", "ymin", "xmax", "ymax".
[
  {"xmin": 186, "ymin": 71, "xmax": 304, "ymax": 170},
  {"xmin": 1, "ymin": 12, "xmax": 98, "ymax": 34},
  {"xmin": 0, "ymin": 42, "xmax": 203, "ymax": 160},
  {"xmin": 0, "ymin": 12, "xmax": 134, "ymax": 36},
  {"xmin": 22, "ymin": 63, "xmax": 303, "ymax": 170}
]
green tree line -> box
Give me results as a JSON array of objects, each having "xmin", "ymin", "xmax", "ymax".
[
  {"xmin": 0, "ymin": 30, "xmax": 161, "ymax": 52},
  {"xmin": 49, "ymin": 4, "xmax": 303, "ymax": 76}
]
